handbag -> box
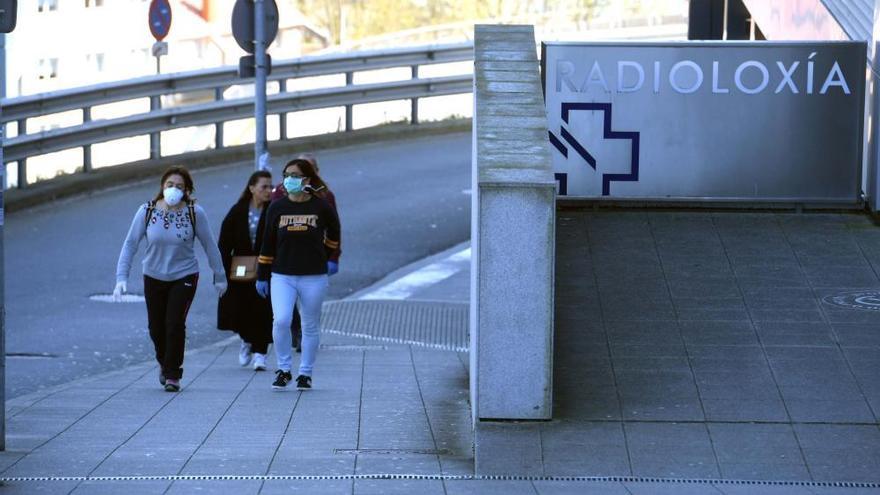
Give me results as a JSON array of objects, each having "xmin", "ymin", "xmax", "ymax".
[{"xmin": 229, "ymin": 255, "xmax": 258, "ymax": 282}]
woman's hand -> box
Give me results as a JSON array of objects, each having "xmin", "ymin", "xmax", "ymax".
[
  {"xmin": 214, "ymin": 280, "xmax": 227, "ymax": 297},
  {"xmin": 112, "ymin": 281, "xmax": 127, "ymax": 302},
  {"xmin": 327, "ymin": 261, "xmax": 339, "ymax": 276},
  {"xmin": 256, "ymin": 280, "xmax": 269, "ymax": 298}
]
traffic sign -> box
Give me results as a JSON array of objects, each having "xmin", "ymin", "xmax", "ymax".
[
  {"xmin": 0, "ymin": 0, "xmax": 17, "ymax": 34},
  {"xmin": 148, "ymin": 0, "xmax": 172, "ymax": 42},
  {"xmin": 231, "ymin": 0, "xmax": 278, "ymax": 54},
  {"xmin": 152, "ymin": 41, "xmax": 168, "ymax": 57},
  {"xmin": 239, "ymin": 54, "xmax": 272, "ymax": 78}
]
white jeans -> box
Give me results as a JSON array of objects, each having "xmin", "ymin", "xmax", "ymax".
[{"xmin": 270, "ymin": 273, "xmax": 328, "ymax": 376}]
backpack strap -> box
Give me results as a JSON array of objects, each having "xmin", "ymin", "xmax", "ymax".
[
  {"xmin": 144, "ymin": 200, "xmax": 156, "ymax": 233},
  {"xmin": 187, "ymin": 201, "xmax": 197, "ymax": 233}
]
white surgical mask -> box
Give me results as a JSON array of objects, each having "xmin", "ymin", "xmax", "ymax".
[{"xmin": 163, "ymin": 187, "xmax": 184, "ymax": 206}]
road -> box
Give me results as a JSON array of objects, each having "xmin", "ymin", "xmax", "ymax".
[{"xmin": 4, "ymin": 132, "xmax": 471, "ymax": 399}]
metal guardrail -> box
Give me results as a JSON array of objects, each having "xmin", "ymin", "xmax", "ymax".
[{"xmin": 0, "ymin": 42, "xmax": 474, "ymax": 187}]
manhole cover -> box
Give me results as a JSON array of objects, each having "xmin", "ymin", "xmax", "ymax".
[
  {"xmin": 822, "ymin": 291, "xmax": 880, "ymax": 311},
  {"xmin": 6, "ymin": 352, "xmax": 58, "ymax": 359},
  {"xmin": 89, "ymin": 293, "xmax": 145, "ymax": 303},
  {"xmin": 319, "ymin": 344, "xmax": 389, "ymax": 351}
]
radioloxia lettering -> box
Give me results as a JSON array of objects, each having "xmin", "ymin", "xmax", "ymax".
[{"xmin": 555, "ymin": 54, "xmax": 851, "ymax": 95}]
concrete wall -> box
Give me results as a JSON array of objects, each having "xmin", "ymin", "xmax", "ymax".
[
  {"xmin": 870, "ymin": 2, "xmax": 880, "ymax": 214},
  {"xmin": 470, "ymin": 24, "xmax": 556, "ymax": 421}
]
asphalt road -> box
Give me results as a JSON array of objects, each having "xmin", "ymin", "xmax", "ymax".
[{"xmin": 4, "ymin": 132, "xmax": 471, "ymax": 399}]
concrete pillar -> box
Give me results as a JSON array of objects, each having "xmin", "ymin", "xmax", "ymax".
[
  {"xmin": 726, "ymin": 0, "xmax": 751, "ymax": 40},
  {"xmin": 471, "ymin": 24, "xmax": 555, "ymax": 422},
  {"xmin": 688, "ymin": 0, "xmax": 724, "ymax": 40},
  {"xmin": 868, "ymin": 2, "xmax": 880, "ymax": 214}
]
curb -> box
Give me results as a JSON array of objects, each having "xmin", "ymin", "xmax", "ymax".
[{"xmin": 5, "ymin": 118, "xmax": 472, "ymax": 213}]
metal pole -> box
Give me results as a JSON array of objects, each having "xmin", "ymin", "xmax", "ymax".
[
  {"xmin": 15, "ymin": 117, "xmax": 24, "ymax": 187},
  {"xmin": 254, "ymin": 0, "xmax": 267, "ymax": 170},
  {"xmin": 149, "ymin": 95, "xmax": 161, "ymax": 160},
  {"xmin": 82, "ymin": 107, "xmax": 92, "ymax": 172},
  {"xmin": 344, "ymin": 71, "xmax": 353, "ymax": 131},
  {"xmin": 214, "ymin": 87, "xmax": 224, "ymax": 149},
  {"xmin": 278, "ymin": 79, "xmax": 287, "ymax": 140},
  {"xmin": 410, "ymin": 65, "xmax": 419, "ymax": 125},
  {"xmin": 0, "ymin": 31, "xmax": 7, "ymax": 451}
]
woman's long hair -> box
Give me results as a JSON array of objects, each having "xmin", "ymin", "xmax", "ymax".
[
  {"xmin": 283, "ymin": 158, "xmax": 329, "ymax": 192},
  {"xmin": 153, "ymin": 166, "xmax": 194, "ymax": 202},
  {"xmin": 238, "ymin": 170, "xmax": 272, "ymax": 203}
]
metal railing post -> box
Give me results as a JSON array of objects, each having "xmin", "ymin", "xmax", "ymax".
[
  {"xmin": 16, "ymin": 118, "xmax": 25, "ymax": 187},
  {"xmin": 411, "ymin": 65, "xmax": 419, "ymax": 125},
  {"xmin": 82, "ymin": 107, "xmax": 92, "ymax": 172},
  {"xmin": 344, "ymin": 71, "xmax": 353, "ymax": 131},
  {"xmin": 278, "ymin": 79, "xmax": 287, "ymax": 140},
  {"xmin": 149, "ymin": 95, "xmax": 161, "ymax": 160},
  {"xmin": 214, "ymin": 88, "xmax": 224, "ymax": 149}
]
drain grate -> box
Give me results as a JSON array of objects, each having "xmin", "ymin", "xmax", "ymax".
[
  {"xmin": 334, "ymin": 448, "xmax": 453, "ymax": 456},
  {"xmin": 322, "ymin": 300, "xmax": 468, "ymax": 352},
  {"xmin": 1, "ymin": 474, "xmax": 878, "ymax": 488},
  {"xmin": 822, "ymin": 291, "xmax": 880, "ymax": 312}
]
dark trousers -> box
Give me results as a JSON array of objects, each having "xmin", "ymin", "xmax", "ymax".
[
  {"xmin": 144, "ymin": 273, "xmax": 198, "ymax": 380},
  {"xmin": 241, "ymin": 326, "xmax": 270, "ymax": 355}
]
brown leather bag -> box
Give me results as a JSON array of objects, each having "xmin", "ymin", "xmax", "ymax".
[{"xmin": 229, "ymin": 255, "xmax": 258, "ymax": 282}]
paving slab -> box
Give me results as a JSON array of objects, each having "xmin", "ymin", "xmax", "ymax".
[{"xmin": 477, "ymin": 211, "xmax": 880, "ymax": 491}]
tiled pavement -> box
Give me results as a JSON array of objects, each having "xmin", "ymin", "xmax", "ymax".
[
  {"xmin": 477, "ymin": 210, "xmax": 880, "ymax": 490},
  {"xmin": 4, "ymin": 211, "xmax": 880, "ymax": 494}
]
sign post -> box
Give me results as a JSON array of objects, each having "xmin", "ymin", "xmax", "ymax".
[
  {"xmin": 232, "ymin": 0, "xmax": 278, "ymax": 170},
  {"xmin": 148, "ymin": 0, "xmax": 172, "ymax": 74},
  {"xmin": 0, "ymin": 0, "xmax": 17, "ymax": 453}
]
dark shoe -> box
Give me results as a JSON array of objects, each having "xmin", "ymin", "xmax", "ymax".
[
  {"xmin": 164, "ymin": 378, "xmax": 180, "ymax": 392},
  {"xmin": 295, "ymin": 344, "xmax": 302, "ymax": 354},
  {"xmin": 295, "ymin": 375, "xmax": 312, "ymax": 390},
  {"xmin": 272, "ymin": 370, "xmax": 292, "ymax": 390},
  {"xmin": 159, "ymin": 371, "xmax": 166, "ymax": 386}
]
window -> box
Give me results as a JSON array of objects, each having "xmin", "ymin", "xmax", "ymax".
[
  {"xmin": 87, "ymin": 53, "xmax": 105, "ymax": 72},
  {"xmin": 38, "ymin": 58, "xmax": 58, "ymax": 79},
  {"xmin": 38, "ymin": 0, "xmax": 58, "ymax": 12}
]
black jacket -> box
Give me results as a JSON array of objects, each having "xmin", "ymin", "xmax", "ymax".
[{"xmin": 217, "ymin": 199, "xmax": 272, "ymax": 334}]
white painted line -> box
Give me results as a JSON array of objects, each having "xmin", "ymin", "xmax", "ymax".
[
  {"xmin": 359, "ymin": 247, "xmax": 471, "ymax": 300},
  {"xmin": 89, "ymin": 294, "xmax": 146, "ymax": 303}
]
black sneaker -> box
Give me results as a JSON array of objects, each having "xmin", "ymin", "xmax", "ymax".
[
  {"xmin": 295, "ymin": 375, "xmax": 312, "ymax": 390},
  {"xmin": 272, "ymin": 370, "xmax": 292, "ymax": 390},
  {"xmin": 159, "ymin": 371, "xmax": 166, "ymax": 386}
]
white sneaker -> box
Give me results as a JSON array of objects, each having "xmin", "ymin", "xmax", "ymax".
[
  {"xmin": 238, "ymin": 340, "xmax": 253, "ymax": 367},
  {"xmin": 253, "ymin": 353, "xmax": 267, "ymax": 371}
]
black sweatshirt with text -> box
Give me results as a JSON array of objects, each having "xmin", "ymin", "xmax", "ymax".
[{"xmin": 257, "ymin": 196, "xmax": 341, "ymax": 280}]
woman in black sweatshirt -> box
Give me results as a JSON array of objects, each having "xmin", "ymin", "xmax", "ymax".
[{"xmin": 256, "ymin": 159, "xmax": 341, "ymax": 390}]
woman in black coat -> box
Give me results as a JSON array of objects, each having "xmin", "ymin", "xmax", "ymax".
[{"xmin": 218, "ymin": 170, "xmax": 274, "ymax": 370}]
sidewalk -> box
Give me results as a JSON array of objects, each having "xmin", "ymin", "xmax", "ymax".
[{"xmin": 3, "ymin": 219, "xmax": 880, "ymax": 494}]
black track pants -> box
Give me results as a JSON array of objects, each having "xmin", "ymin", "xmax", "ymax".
[{"xmin": 143, "ymin": 273, "xmax": 198, "ymax": 380}]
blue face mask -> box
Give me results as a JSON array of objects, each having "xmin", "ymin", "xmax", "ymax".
[{"xmin": 283, "ymin": 176, "xmax": 303, "ymax": 194}]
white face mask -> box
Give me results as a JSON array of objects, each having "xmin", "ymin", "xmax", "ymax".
[{"xmin": 163, "ymin": 187, "xmax": 184, "ymax": 206}]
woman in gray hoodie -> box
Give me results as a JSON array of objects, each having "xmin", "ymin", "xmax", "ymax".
[{"xmin": 114, "ymin": 166, "xmax": 227, "ymax": 392}]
